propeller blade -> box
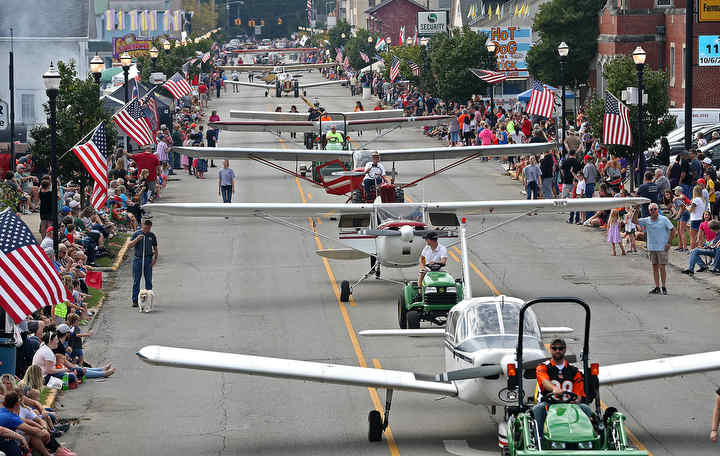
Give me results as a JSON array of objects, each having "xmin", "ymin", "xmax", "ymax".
[
  {"xmin": 435, "ymin": 365, "xmax": 502, "ymax": 382},
  {"xmin": 359, "ymin": 229, "xmax": 401, "ymax": 236}
]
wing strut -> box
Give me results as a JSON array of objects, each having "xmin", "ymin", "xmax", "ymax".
[
  {"xmin": 445, "ymin": 211, "xmax": 534, "ymax": 249},
  {"xmin": 248, "ymin": 153, "xmax": 318, "ymax": 186},
  {"xmin": 401, "ymin": 151, "xmax": 500, "ymax": 189},
  {"xmin": 255, "ymin": 214, "xmax": 336, "ymax": 243}
]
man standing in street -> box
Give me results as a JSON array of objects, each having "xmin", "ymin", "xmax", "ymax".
[
  {"xmin": 635, "ymin": 171, "xmax": 659, "ymax": 217},
  {"xmin": 539, "ymin": 150, "xmax": 556, "ymax": 198},
  {"xmin": 637, "ymin": 202, "xmax": 675, "ymax": 295},
  {"xmin": 129, "ymin": 220, "xmax": 158, "ymax": 308},
  {"xmin": 218, "ymin": 160, "xmax": 235, "ymax": 203},
  {"xmin": 560, "ymin": 150, "xmax": 581, "ymax": 198}
]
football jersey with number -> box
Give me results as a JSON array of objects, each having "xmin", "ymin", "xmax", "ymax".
[{"xmin": 536, "ymin": 359, "xmax": 585, "ymax": 401}]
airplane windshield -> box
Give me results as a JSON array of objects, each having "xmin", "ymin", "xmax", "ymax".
[
  {"xmin": 353, "ymin": 151, "xmax": 373, "ymax": 168},
  {"xmin": 453, "ymin": 300, "xmax": 541, "ymax": 348},
  {"xmin": 377, "ymin": 206, "xmax": 424, "ymax": 224}
]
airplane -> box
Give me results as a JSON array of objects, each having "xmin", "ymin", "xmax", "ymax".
[
  {"xmin": 143, "ymin": 197, "xmax": 648, "ymax": 305},
  {"xmin": 220, "ymin": 63, "xmax": 338, "ymax": 72},
  {"xmin": 224, "ymin": 69, "xmax": 345, "ymax": 97},
  {"xmin": 228, "ymin": 108, "xmax": 407, "ymax": 121},
  {"xmin": 172, "ymin": 143, "xmax": 555, "ymax": 203},
  {"xmin": 137, "ymin": 215, "xmax": 720, "ymax": 450}
]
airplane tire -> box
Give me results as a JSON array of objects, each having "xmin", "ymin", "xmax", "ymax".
[
  {"xmin": 407, "ymin": 310, "xmax": 421, "ymax": 329},
  {"xmin": 397, "ymin": 295, "xmax": 408, "ymax": 329},
  {"xmin": 340, "ymin": 280, "xmax": 351, "ymax": 303},
  {"xmin": 368, "ymin": 410, "xmax": 383, "ymax": 442}
]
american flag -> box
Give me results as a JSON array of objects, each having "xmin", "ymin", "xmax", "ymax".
[
  {"xmin": 113, "ymin": 98, "xmax": 155, "ymax": 147},
  {"xmin": 360, "ymin": 51, "xmax": 369, "ymax": 63},
  {"xmin": 336, "ymin": 49, "xmax": 343, "ymax": 64},
  {"xmin": 603, "ymin": 90, "xmax": 632, "ymax": 146},
  {"xmin": 525, "ymin": 80, "xmax": 554, "ymax": 119},
  {"xmin": 408, "ymin": 61, "xmax": 420, "ymax": 76},
  {"xmin": 0, "ymin": 209, "xmax": 68, "ymax": 323},
  {"xmin": 163, "ymin": 72, "xmax": 193, "ymax": 99},
  {"xmin": 344, "ymin": 55, "xmax": 350, "ymax": 68},
  {"xmin": 307, "ymin": 0, "xmax": 312, "ymax": 23},
  {"xmin": 71, "ymin": 122, "xmax": 108, "ymax": 211},
  {"xmin": 390, "ymin": 55, "xmax": 401, "ymax": 82},
  {"xmin": 472, "ymin": 69, "xmax": 507, "ymax": 83},
  {"xmin": 201, "ymin": 52, "xmax": 211, "ymax": 63}
]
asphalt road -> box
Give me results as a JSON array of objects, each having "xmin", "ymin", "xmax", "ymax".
[{"xmin": 59, "ymin": 73, "xmax": 720, "ymax": 456}]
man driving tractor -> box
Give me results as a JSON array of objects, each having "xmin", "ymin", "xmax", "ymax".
[
  {"xmin": 418, "ymin": 232, "xmax": 448, "ymax": 285},
  {"xmin": 363, "ymin": 152, "xmax": 390, "ymax": 198},
  {"xmin": 326, "ymin": 124, "xmax": 344, "ymax": 144},
  {"xmin": 533, "ymin": 338, "xmax": 594, "ymax": 436}
]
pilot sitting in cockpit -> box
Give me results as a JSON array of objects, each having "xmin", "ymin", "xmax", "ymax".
[{"xmin": 418, "ymin": 232, "xmax": 447, "ymax": 285}]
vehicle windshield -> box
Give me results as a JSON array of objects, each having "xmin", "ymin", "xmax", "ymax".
[
  {"xmin": 453, "ymin": 300, "xmax": 542, "ymax": 350},
  {"xmin": 377, "ymin": 205, "xmax": 424, "ymax": 224},
  {"xmin": 353, "ymin": 150, "xmax": 373, "ymax": 168}
]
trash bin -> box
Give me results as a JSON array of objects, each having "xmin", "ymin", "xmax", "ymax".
[{"xmin": 0, "ymin": 338, "xmax": 16, "ymax": 376}]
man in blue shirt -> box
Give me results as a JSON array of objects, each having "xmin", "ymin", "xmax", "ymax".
[
  {"xmin": 129, "ymin": 220, "xmax": 158, "ymax": 307},
  {"xmin": 637, "ymin": 202, "xmax": 676, "ymax": 295},
  {"xmin": 0, "ymin": 392, "xmax": 46, "ymax": 456}
]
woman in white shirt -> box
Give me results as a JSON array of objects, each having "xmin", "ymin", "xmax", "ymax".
[
  {"xmin": 689, "ymin": 185, "xmax": 707, "ymax": 250},
  {"xmin": 31, "ymin": 332, "xmax": 75, "ymax": 386}
]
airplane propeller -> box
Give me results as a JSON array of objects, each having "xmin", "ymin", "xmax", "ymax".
[{"xmin": 359, "ymin": 229, "xmax": 455, "ymax": 238}]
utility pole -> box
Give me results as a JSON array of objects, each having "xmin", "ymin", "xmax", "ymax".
[
  {"xmin": 9, "ymin": 28, "xmax": 15, "ymax": 171},
  {"xmin": 684, "ymin": 0, "xmax": 693, "ymax": 151}
]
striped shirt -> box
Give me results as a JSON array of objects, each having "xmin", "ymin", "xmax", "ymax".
[{"xmin": 155, "ymin": 141, "xmax": 169, "ymax": 162}]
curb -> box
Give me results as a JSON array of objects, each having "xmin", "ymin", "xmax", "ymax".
[
  {"xmin": 43, "ymin": 389, "xmax": 58, "ymax": 409},
  {"xmin": 93, "ymin": 237, "xmax": 131, "ymax": 272}
]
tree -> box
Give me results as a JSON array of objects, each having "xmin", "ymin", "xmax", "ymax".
[
  {"xmin": 134, "ymin": 34, "xmax": 216, "ymax": 87},
  {"xmin": 328, "ymin": 20, "xmax": 352, "ymax": 59},
  {"xmin": 426, "ymin": 27, "xmax": 495, "ymax": 102},
  {"xmin": 525, "ymin": 0, "xmax": 605, "ymax": 88},
  {"xmin": 344, "ymin": 29, "xmax": 380, "ymax": 71},
  {"xmin": 30, "ymin": 61, "xmax": 118, "ymax": 192},
  {"xmin": 381, "ymin": 45, "xmax": 424, "ymax": 84},
  {"xmin": 585, "ymin": 56, "xmax": 675, "ymax": 159}
]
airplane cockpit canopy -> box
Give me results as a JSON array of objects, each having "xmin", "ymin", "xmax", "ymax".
[
  {"xmin": 353, "ymin": 150, "xmax": 373, "ymax": 169},
  {"xmin": 376, "ymin": 205, "xmax": 425, "ymax": 225},
  {"xmin": 447, "ymin": 297, "xmax": 543, "ymax": 352}
]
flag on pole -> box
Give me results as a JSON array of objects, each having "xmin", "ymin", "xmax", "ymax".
[
  {"xmin": 201, "ymin": 52, "xmax": 211, "ymax": 63},
  {"xmin": 495, "ymin": 4, "xmax": 501, "ymax": 17},
  {"xmin": 360, "ymin": 51, "xmax": 369, "ymax": 63},
  {"xmin": 117, "ymin": 10, "xmax": 124, "ymax": 29},
  {"xmin": 603, "ymin": 91, "xmax": 633, "ymax": 146},
  {"xmin": 163, "ymin": 72, "xmax": 193, "ymax": 99},
  {"xmin": 336, "ymin": 49, "xmax": 343, "ymax": 64},
  {"xmin": 375, "ymin": 37, "xmax": 386, "ymax": 51},
  {"xmin": 472, "ymin": 69, "xmax": 507, "ymax": 83},
  {"xmin": 344, "ymin": 55, "xmax": 350, "ymax": 68},
  {"xmin": 390, "ymin": 55, "xmax": 401, "ymax": 82},
  {"xmin": 163, "ymin": 10, "xmax": 171, "ymax": 31},
  {"xmin": 0, "ymin": 209, "xmax": 69, "ymax": 323},
  {"xmin": 525, "ymin": 80, "xmax": 554, "ymax": 119},
  {"xmin": 400, "ymin": 26, "xmax": 405, "ymax": 45},
  {"xmin": 307, "ymin": 0, "xmax": 312, "ymax": 24},
  {"xmin": 70, "ymin": 123, "xmax": 108, "ymax": 211},
  {"xmin": 105, "ymin": 10, "xmax": 115, "ymax": 30},
  {"xmin": 129, "ymin": 10, "xmax": 138, "ymax": 30},
  {"xmin": 408, "ymin": 61, "xmax": 420, "ymax": 76},
  {"xmin": 113, "ymin": 98, "xmax": 155, "ymax": 146}
]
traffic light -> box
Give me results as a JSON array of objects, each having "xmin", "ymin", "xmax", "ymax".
[
  {"xmin": 261, "ymin": 19, "xmax": 265, "ymax": 26},
  {"xmin": 249, "ymin": 19, "xmax": 255, "ymax": 27},
  {"xmin": 234, "ymin": 18, "xmax": 242, "ymax": 25},
  {"xmin": 277, "ymin": 17, "xmax": 282, "ymax": 25}
]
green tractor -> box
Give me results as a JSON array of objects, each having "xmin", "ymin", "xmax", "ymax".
[
  {"xmin": 397, "ymin": 264, "xmax": 463, "ymax": 329},
  {"xmin": 504, "ymin": 297, "xmax": 647, "ymax": 456}
]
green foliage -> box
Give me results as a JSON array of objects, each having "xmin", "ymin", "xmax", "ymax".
[
  {"xmin": 381, "ymin": 45, "xmax": 424, "ymax": 84},
  {"xmin": 135, "ymin": 34, "xmax": 216, "ymax": 87},
  {"xmin": 426, "ymin": 27, "xmax": 495, "ymax": 102},
  {"xmin": 328, "ymin": 20, "xmax": 352, "ymax": 59},
  {"xmin": 30, "ymin": 61, "xmax": 117, "ymax": 183},
  {"xmin": 344, "ymin": 29, "xmax": 380, "ymax": 70},
  {"xmin": 526, "ymin": 0, "xmax": 605, "ymax": 88},
  {"xmin": 183, "ymin": 0, "xmax": 218, "ymax": 35},
  {"xmin": 585, "ymin": 56, "xmax": 675, "ymax": 158}
]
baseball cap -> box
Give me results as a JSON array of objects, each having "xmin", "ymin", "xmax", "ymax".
[
  {"xmin": 698, "ymin": 178, "xmax": 706, "ymax": 185},
  {"xmin": 423, "ymin": 232, "xmax": 438, "ymax": 240},
  {"xmin": 46, "ymin": 226, "xmax": 53, "ymax": 232},
  {"xmin": 56, "ymin": 324, "xmax": 71, "ymax": 334},
  {"xmin": 703, "ymin": 157, "xmax": 712, "ymax": 165},
  {"xmin": 584, "ymin": 155, "xmax": 592, "ymax": 161},
  {"xmin": 61, "ymin": 206, "xmax": 71, "ymax": 213}
]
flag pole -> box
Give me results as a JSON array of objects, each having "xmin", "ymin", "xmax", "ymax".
[{"xmin": 59, "ymin": 121, "xmax": 103, "ymax": 161}]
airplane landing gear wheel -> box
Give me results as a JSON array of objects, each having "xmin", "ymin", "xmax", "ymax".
[
  {"xmin": 340, "ymin": 280, "xmax": 351, "ymax": 303},
  {"xmin": 407, "ymin": 310, "xmax": 420, "ymax": 329},
  {"xmin": 397, "ymin": 295, "xmax": 408, "ymax": 329},
  {"xmin": 368, "ymin": 410, "xmax": 383, "ymax": 442}
]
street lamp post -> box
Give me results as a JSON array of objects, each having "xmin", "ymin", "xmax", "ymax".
[
  {"xmin": 120, "ymin": 52, "xmax": 132, "ymax": 152},
  {"xmin": 90, "ymin": 54, "xmax": 104, "ymax": 86},
  {"xmin": 486, "ymin": 41, "xmax": 496, "ymax": 114},
  {"xmin": 42, "ymin": 63, "xmax": 61, "ymax": 260},
  {"xmin": 558, "ymin": 41, "xmax": 569, "ymax": 151},
  {"xmin": 163, "ymin": 39, "xmax": 171, "ymax": 53},
  {"xmin": 632, "ymin": 46, "xmax": 646, "ymax": 191},
  {"xmin": 149, "ymin": 46, "xmax": 159, "ymax": 72}
]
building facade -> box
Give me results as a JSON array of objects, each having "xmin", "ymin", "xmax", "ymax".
[
  {"xmin": 597, "ymin": 0, "xmax": 720, "ymax": 108},
  {"xmin": 365, "ymin": 0, "xmax": 428, "ymax": 46}
]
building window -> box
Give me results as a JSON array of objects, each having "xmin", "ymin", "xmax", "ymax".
[
  {"xmin": 21, "ymin": 94, "xmax": 35, "ymax": 124},
  {"xmin": 656, "ymin": 0, "xmax": 672, "ymax": 6},
  {"xmin": 669, "ymin": 43, "xmax": 675, "ymax": 87},
  {"xmin": 682, "ymin": 44, "xmax": 686, "ymax": 88}
]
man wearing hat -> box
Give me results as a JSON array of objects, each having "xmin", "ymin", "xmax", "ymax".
[
  {"xmin": 418, "ymin": 232, "xmax": 447, "ymax": 286},
  {"xmin": 363, "ymin": 152, "xmax": 389, "ymax": 198}
]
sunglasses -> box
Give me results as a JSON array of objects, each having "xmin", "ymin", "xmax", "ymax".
[
  {"xmin": 649, "ymin": 208, "xmax": 659, "ymax": 212},
  {"xmin": 550, "ymin": 346, "xmax": 566, "ymax": 351}
]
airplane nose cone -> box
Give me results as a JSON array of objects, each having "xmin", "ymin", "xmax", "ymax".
[{"xmin": 399, "ymin": 225, "xmax": 414, "ymax": 243}]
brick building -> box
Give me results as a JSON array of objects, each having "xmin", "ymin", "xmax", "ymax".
[
  {"xmin": 366, "ymin": 0, "xmax": 428, "ymax": 46},
  {"xmin": 596, "ymin": 0, "xmax": 720, "ymax": 108}
]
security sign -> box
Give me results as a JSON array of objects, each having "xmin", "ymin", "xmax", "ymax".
[
  {"xmin": 417, "ymin": 11, "xmax": 448, "ymax": 36},
  {"xmin": 699, "ymin": 35, "xmax": 720, "ymax": 66}
]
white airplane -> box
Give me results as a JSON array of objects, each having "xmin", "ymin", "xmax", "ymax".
[
  {"xmin": 143, "ymin": 197, "xmax": 647, "ymax": 303},
  {"xmin": 137, "ymin": 217, "xmax": 720, "ymax": 449},
  {"xmin": 220, "ymin": 62, "xmax": 338, "ymax": 72},
  {"xmin": 228, "ymin": 109, "xmax": 407, "ymax": 122},
  {"xmin": 174, "ymin": 143, "xmax": 556, "ymax": 201},
  {"xmin": 225, "ymin": 67, "xmax": 344, "ymax": 97}
]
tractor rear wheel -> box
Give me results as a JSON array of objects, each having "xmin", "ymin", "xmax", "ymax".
[
  {"xmin": 397, "ymin": 294, "xmax": 408, "ymax": 329},
  {"xmin": 351, "ymin": 189, "xmax": 363, "ymax": 203},
  {"xmin": 340, "ymin": 280, "xmax": 351, "ymax": 303},
  {"xmin": 368, "ymin": 410, "xmax": 383, "ymax": 442},
  {"xmin": 407, "ymin": 310, "xmax": 420, "ymax": 329}
]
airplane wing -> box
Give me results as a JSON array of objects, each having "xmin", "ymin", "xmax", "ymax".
[
  {"xmin": 298, "ymin": 80, "xmax": 347, "ymax": 89},
  {"xmin": 137, "ymin": 345, "xmax": 458, "ymax": 396},
  {"xmin": 209, "ymin": 121, "xmax": 314, "ymax": 133},
  {"xmin": 345, "ymin": 116, "xmax": 450, "ymax": 132},
  {"xmin": 599, "ymin": 351, "xmax": 720, "ymax": 385},
  {"xmin": 172, "ymin": 146, "xmax": 354, "ymax": 161},
  {"xmin": 228, "ymin": 109, "xmax": 405, "ymax": 121},
  {"xmin": 374, "ymin": 142, "xmax": 556, "ymax": 161},
  {"xmin": 143, "ymin": 202, "xmax": 376, "ymax": 218},
  {"xmin": 224, "ymin": 81, "xmax": 275, "ymax": 89},
  {"xmin": 425, "ymin": 197, "xmax": 649, "ymax": 215}
]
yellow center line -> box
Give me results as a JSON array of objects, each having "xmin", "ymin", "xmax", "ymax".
[
  {"xmin": 295, "ymin": 176, "xmax": 399, "ymax": 455},
  {"xmin": 450, "ymin": 246, "xmax": 501, "ymax": 296}
]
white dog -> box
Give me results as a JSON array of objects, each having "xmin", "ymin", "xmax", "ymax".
[{"xmin": 138, "ymin": 289, "xmax": 155, "ymax": 313}]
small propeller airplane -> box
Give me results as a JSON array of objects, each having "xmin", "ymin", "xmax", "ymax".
[
  {"xmin": 224, "ymin": 68, "xmax": 346, "ymax": 97},
  {"xmin": 174, "ymin": 142, "xmax": 556, "ymax": 203},
  {"xmin": 143, "ymin": 197, "xmax": 648, "ymax": 305},
  {"xmin": 137, "ymin": 216, "xmax": 720, "ymax": 450}
]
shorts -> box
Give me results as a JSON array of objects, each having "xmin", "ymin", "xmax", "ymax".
[
  {"xmin": 649, "ymin": 250, "xmax": 669, "ymax": 265},
  {"xmin": 690, "ymin": 219, "xmax": 702, "ymax": 230},
  {"xmin": 679, "ymin": 211, "xmax": 690, "ymax": 222}
]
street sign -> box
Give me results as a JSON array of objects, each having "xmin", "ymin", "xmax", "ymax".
[
  {"xmin": 0, "ymin": 100, "xmax": 8, "ymax": 131},
  {"xmin": 699, "ymin": 0, "xmax": 720, "ymax": 22},
  {"xmin": 699, "ymin": 35, "xmax": 720, "ymax": 66},
  {"xmin": 417, "ymin": 11, "xmax": 448, "ymax": 36}
]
